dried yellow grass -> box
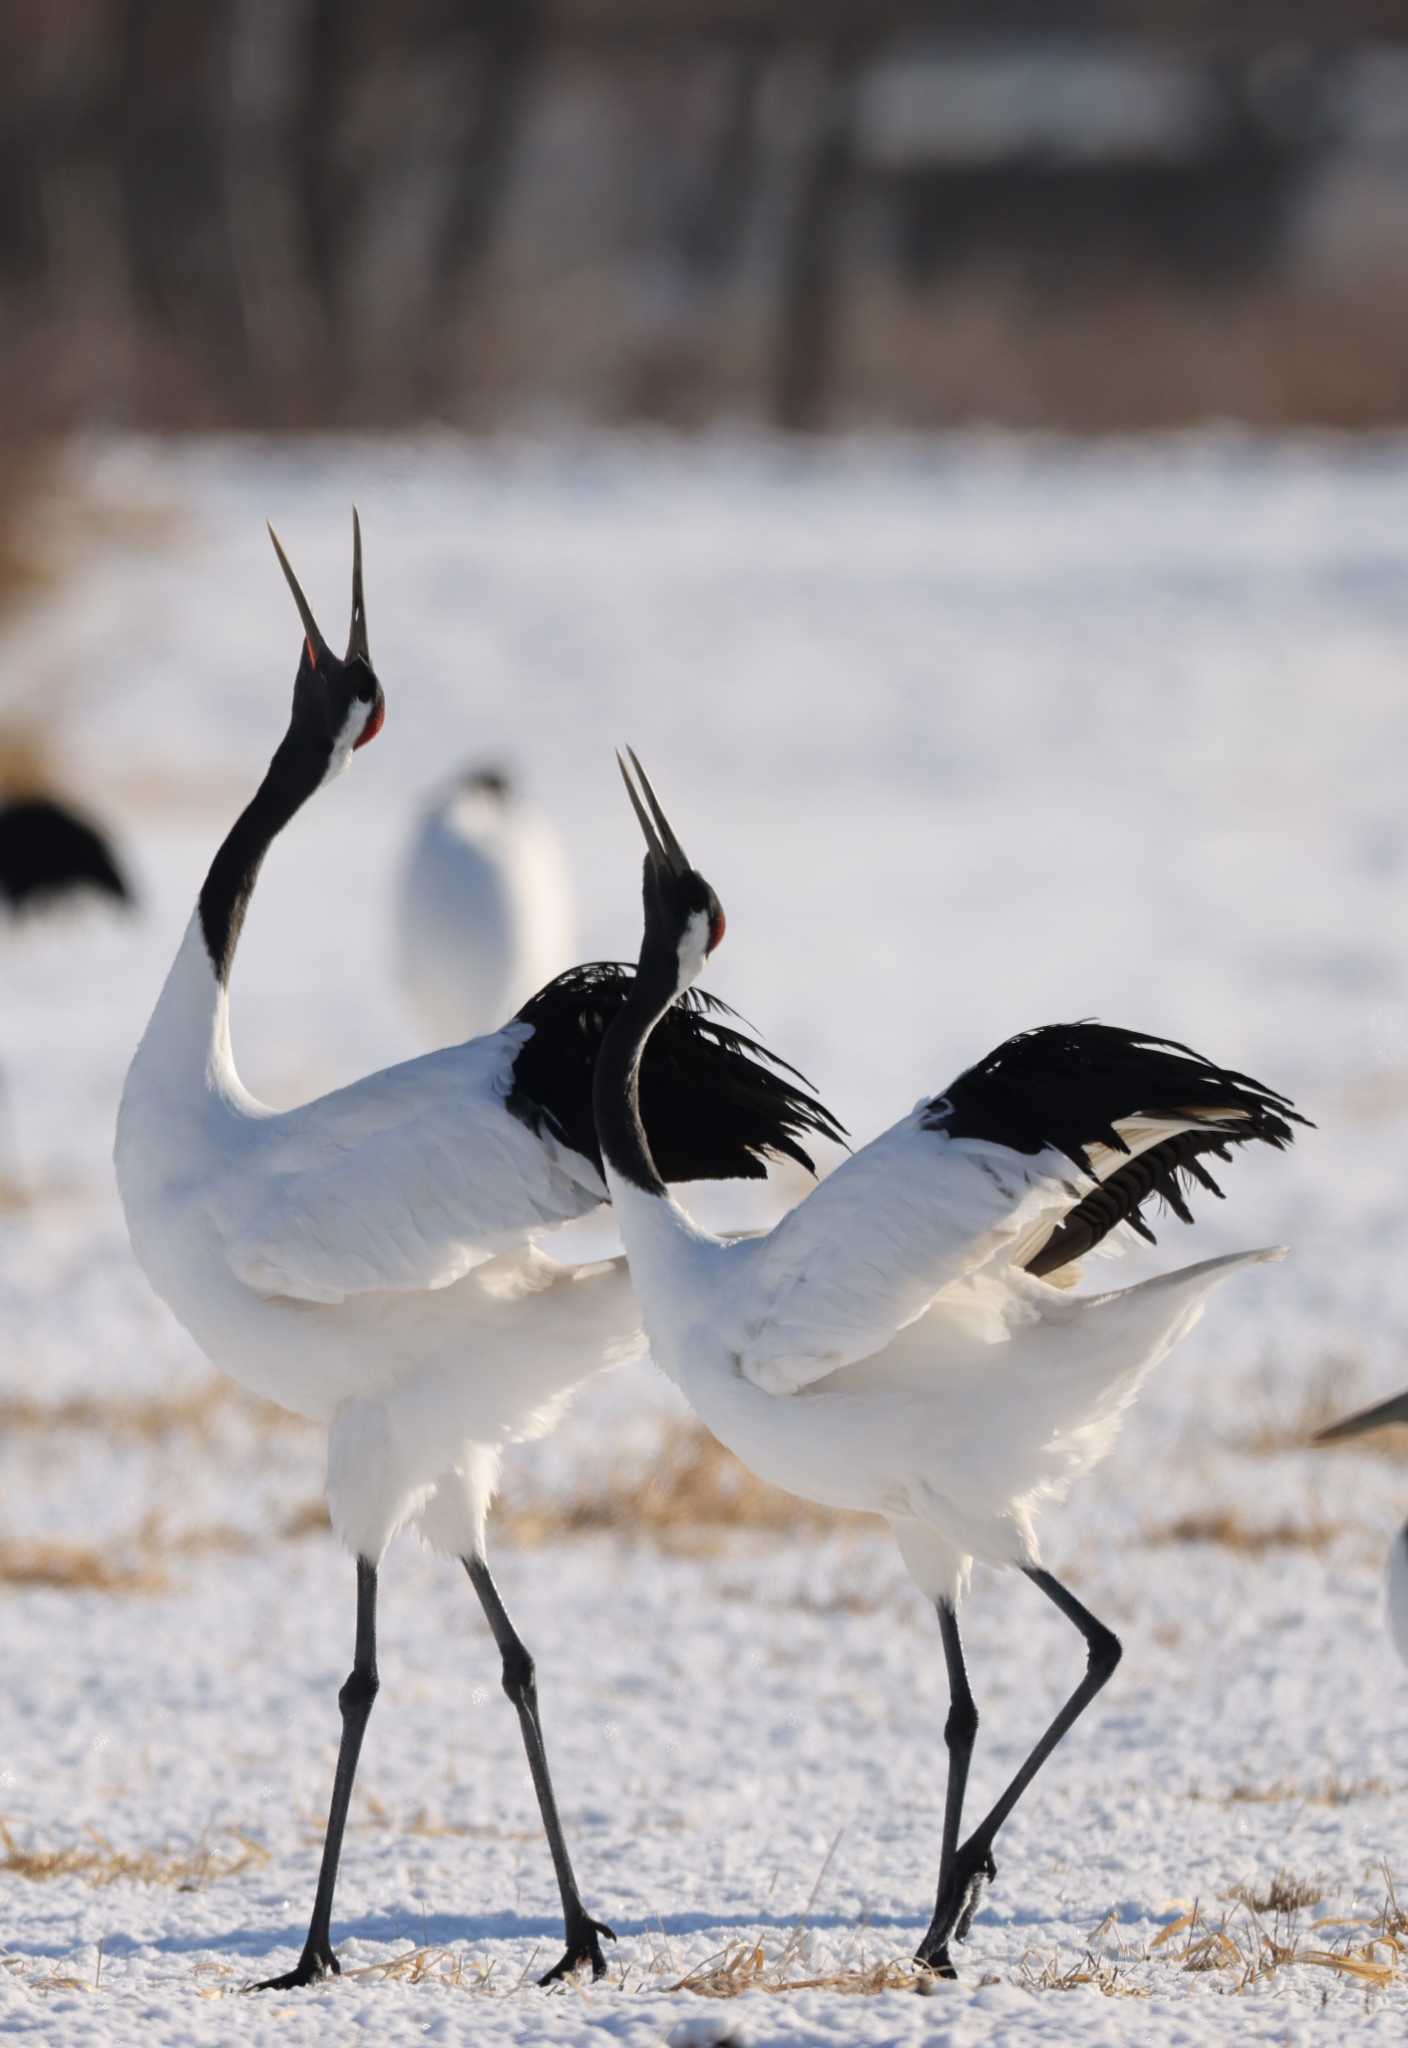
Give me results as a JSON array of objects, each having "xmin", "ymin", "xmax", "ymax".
[
  {"xmin": 1018, "ymin": 1948, "xmax": 1148, "ymax": 1997},
  {"xmin": 664, "ymin": 1942, "xmax": 926, "ymax": 1998},
  {"xmin": 1142, "ymin": 1509, "xmax": 1342, "ymax": 1555},
  {"xmin": 499, "ymin": 1422, "xmax": 864, "ymax": 1554},
  {"xmin": 1238, "ymin": 1355, "xmax": 1392, "ymax": 1457},
  {"xmin": 0, "ymin": 1380, "xmax": 307, "ymax": 1443},
  {"xmin": 1191, "ymin": 1775, "xmax": 1385, "ymax": 1808},
  {"xmin": 0, "ymin": 1821, "xmax": 268, "ymax": 1890},
  {"xmin": 1225, "ymin": 1870, "xmax": 1325, "ymax": 1915},
  {"xmin": 0, "ymin": 1538, "xmax": 168, "ymax": 1594},
  {"xmin": 340, "ymin": 1945, "xmax": 513, "ymax": 1989},
  {"xmin": 1147, "ymin": 1871, "xmax": 1407, "ymax": 1993},
  {"xmin": 0, "ymin": 1507, "xmax": 269, "ymax": 1593}
]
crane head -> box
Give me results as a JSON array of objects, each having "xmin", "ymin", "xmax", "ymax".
[
  {"xmin": 616, "ymin": 748, "xmax": 725, "ymax": 997},
  {"xmin": 267, "ymin": 510, "xmax": 385, "ymax": 779}
]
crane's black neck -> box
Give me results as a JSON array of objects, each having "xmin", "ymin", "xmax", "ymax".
[
  {"xmin": 198, "ymin": 726, "xmax": 327, "ymax": 986},
  {"xmin": 592, "ymin": 959, "xmax": 676, "ymax": 1197}
]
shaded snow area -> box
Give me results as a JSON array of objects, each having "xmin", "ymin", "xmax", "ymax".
[{"xmin": 4, "ymin": 432, "xmax": 1408, "ymax": 2044}]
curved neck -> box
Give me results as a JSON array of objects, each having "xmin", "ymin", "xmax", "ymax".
[
  {"xmin": 592, "ymin": 961, "xmax": 676, "ymax": 1197},
  {"xmin": 199, "ymin": 727, "xmax": 325, "ymax": 985}
]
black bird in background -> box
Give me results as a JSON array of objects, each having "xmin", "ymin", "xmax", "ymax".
[{"xmin": 0, "ymin": 792, "xmax": 132, "ymax": 917}]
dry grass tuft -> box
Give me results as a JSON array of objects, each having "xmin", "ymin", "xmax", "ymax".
[
  {"xmin": 498, "ymin": 1422, "xmax": 864, "ymax": 1555},
  {"xmin": 663, "ymin": 1941, "xmax": 925, "ymax": 2000},
  {"xmin": 279, "ymin": 1498, "xmax": 332, "ymax": 1541},
  {"xmin": 1225, "ymin": 1870, "xmax": 1325, "ymax": 1915},
  {"xmin": 0, "ymin": 1821, "xmax": 268, "ymax": 1890},
  {"xmin": 337, "ymin": 1945, "xmax": 521, "ymax": 1990},
  {"xmin": 1192, "ymin": 1775, "xmax": 1386, "ymax": 1808},
  {"xmin": 0, "ymin": 1508, "xmax": 269, "ymax": 1593},
  {"xmin": 1018, "ymin": 1948, "xmax": 1148, "ymax": 1997},
  {"xmin": 0, "ymin": 1380, "xmax": 306, "ymax": 1444},
  {"xmin": 1149, "ymin": 1873, "xmax": 1407, "ymax": 1992},
  {"xmin": 0, "ymin": 1537, "xmax": 168, "ymax": 1594},
  {"xmin": 1142, "ymin": 1509, "xmax": 1342, "ymax": 1555},
  {"xmin": 1237, "ymin": 1355, "xmax": 1394, "ymax": 1458},
  {"xmin": 0, "ymin": 1385, "xmax": 222, "ymax": 1442}
]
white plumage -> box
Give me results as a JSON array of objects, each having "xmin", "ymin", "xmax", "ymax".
[
  {"xmin": 610, "ymin": 1135, "xmax": 1282, "ymax": 1587},
  {"xmin": 398, "ymin": 769, "xmax": 575, "ymax": 1045},
  {"xmin": 115, "ymin": 524, "xmax": 619, "ymax": 1991},
  {"xmin": 117, "ymin": 914, "xmax": 638, "ymax": 1534},
  {"xmin": 595, "ymin": 752, "xmax": 1303, "ymax": 1979},
  {"xmin": 114, "ymin": 528, "xmax": 840, "ymax": 1994}
]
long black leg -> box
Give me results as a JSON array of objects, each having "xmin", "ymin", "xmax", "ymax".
[
  {"xmin": 916, "ymin": 1567, "xmax": 1121, "ymax": 1973},
  {"xmin": 250, "ymin": 1557, "xmax": 380, "ymax": 1991},
  {"xmin": 464, "ymin": 1554, "xmax": 615, "ymax": 1985},
  {"xmin": 922, "ymin": 1600, "xmax": 980, "ymax": 1981}
]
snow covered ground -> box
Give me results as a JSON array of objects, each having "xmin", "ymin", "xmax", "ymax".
[{"xmin": 3, "ymin": 431, "xmax": 1408, "ymax": 2043}]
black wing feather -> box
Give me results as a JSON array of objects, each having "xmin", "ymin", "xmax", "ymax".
[
  {"xmin": 921, "ymin": 1021, "xmax": 1307, "ymax": 1276},
  {"xmin": 508, "ymin": 961, "xmax": 847, "ymax": 1185}
]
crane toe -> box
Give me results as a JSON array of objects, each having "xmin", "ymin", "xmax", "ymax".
[
  {"xmin": 538, "ymin": 1914, "xmax": 617, "ymax": 1986},
  {"xmin": 247, "ymin": 1943, "xmax": 340, "ymax": 1992},
  {"xmin": 915, "ymin": 1843, "xmax": 998, "ymax": 1976}
]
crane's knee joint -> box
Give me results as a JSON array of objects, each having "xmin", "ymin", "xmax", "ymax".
[
  {"xmin": 339, "ymin": 1665, "xmax": 380, "ymax": 1719},
  {"xmin": 945, "ymin": 1696, "xmax": 978, "ymax": 1749},
  {"xmin": 1087, "ymin": 1624, "xmax": 1121, "ymax": 1684},
  {"xmin": 500, "ymin": 1642, "xmax": 536, "ymax": 1706}
]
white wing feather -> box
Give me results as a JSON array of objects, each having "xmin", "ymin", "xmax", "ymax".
[
  {"xmin": 219, "ymin": 1026, "xmax": 605, "ymax": 1304},
  {"xmin": 733, "ymin": 1108, "xmax": 1221, "ymax": 1397}
]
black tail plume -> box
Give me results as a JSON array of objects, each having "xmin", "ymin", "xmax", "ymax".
[{"xmin": 921, "ymin": 1021, "xmax": 1306, "ymax": 1276}]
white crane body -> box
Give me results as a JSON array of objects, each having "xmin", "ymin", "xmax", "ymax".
[
  {"xmin": 113, "ymin": 530, "xmax": 842, "ymax": 1991},
  {"xmin": 609, "ymin": 1139, "xmax": 1280, "ymax": 1599},
  {"xmin": 595, "ymin": 751, "xmax": 1303, "ymax": 1979}
]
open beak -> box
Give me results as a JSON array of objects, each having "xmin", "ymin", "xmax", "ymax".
[
  {"xmin": 617, "ymin": 749, "xmax": 691, "ymax": 878},
  {"xmin": 267, "ymin": 522, "xmax": 328, "ymax": 669},
  {"xmin": 1314, "ymin": 1387, "xmax": 1408, "ymax": 1445},
  {"xmin": 346, "ymin": 506, "xmax": 370, "ymax": 665}
]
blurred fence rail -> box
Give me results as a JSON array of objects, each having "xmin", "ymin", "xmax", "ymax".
[{"xmin": 6, "ymin": 2, "xmax": 1408, "ymax": 431}]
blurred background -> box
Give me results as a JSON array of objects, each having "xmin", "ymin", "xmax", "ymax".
[{"xmin": 5, "ymin": 0, "xmax": 1408, "ymax": 443}]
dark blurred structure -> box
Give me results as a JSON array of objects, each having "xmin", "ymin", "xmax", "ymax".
[{"xmin": 5, "ymin": 1, "xmax": 1408, "ymax": 432}]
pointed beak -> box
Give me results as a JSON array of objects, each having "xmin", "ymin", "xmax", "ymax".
[
  {"xmin": 346, "ymin": 506, "xmax": 370, "ymax": 665},
  {"xmin": 1314, "ymin": 1387, "xmax": 1408, "ymax": 1445},
  {"xmin": 267, "ymin": 522, "xmax": 328, "ymax": 668},
  {"xmin": 617, "ymin": 748, "xmax": 691, "ymax": 878}
]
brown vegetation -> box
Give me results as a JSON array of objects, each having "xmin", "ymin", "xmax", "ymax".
[
  {"xmin": 1142, "ymin": 1509, "xmax": 1343, "ymax": 1554},
  {"xmin": 498, "ymin": 1422, "xmax": 863, "ymax": 1554},
  {"xmin": 0, "ymin": 1821, "xmax": 268, "ymax": 1889}
]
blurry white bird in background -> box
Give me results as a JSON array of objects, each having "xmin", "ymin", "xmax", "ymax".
[
  {"xmin": 398, "ymin": 764, "xmax": 575, "ymax": 1046},
  {"xmin": 594, "ymin": 751, "xmax": 1305, "ymax": 1982},
  {"xmin": 115, "ymin": 526, "xmax": 842, "ymax": 1993},
  {"xmin": 1316, "ymin": 1390, "xmax": 1408, "ymax": 1665}
]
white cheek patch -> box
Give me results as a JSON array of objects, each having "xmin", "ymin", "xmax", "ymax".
[
  {"xmin": 675, "ymin": 908, "xmax": 712, "ymax": 994},
  {"xmin": 322, "ymin": 699, "xmax": 371, "ymax": 785}
]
